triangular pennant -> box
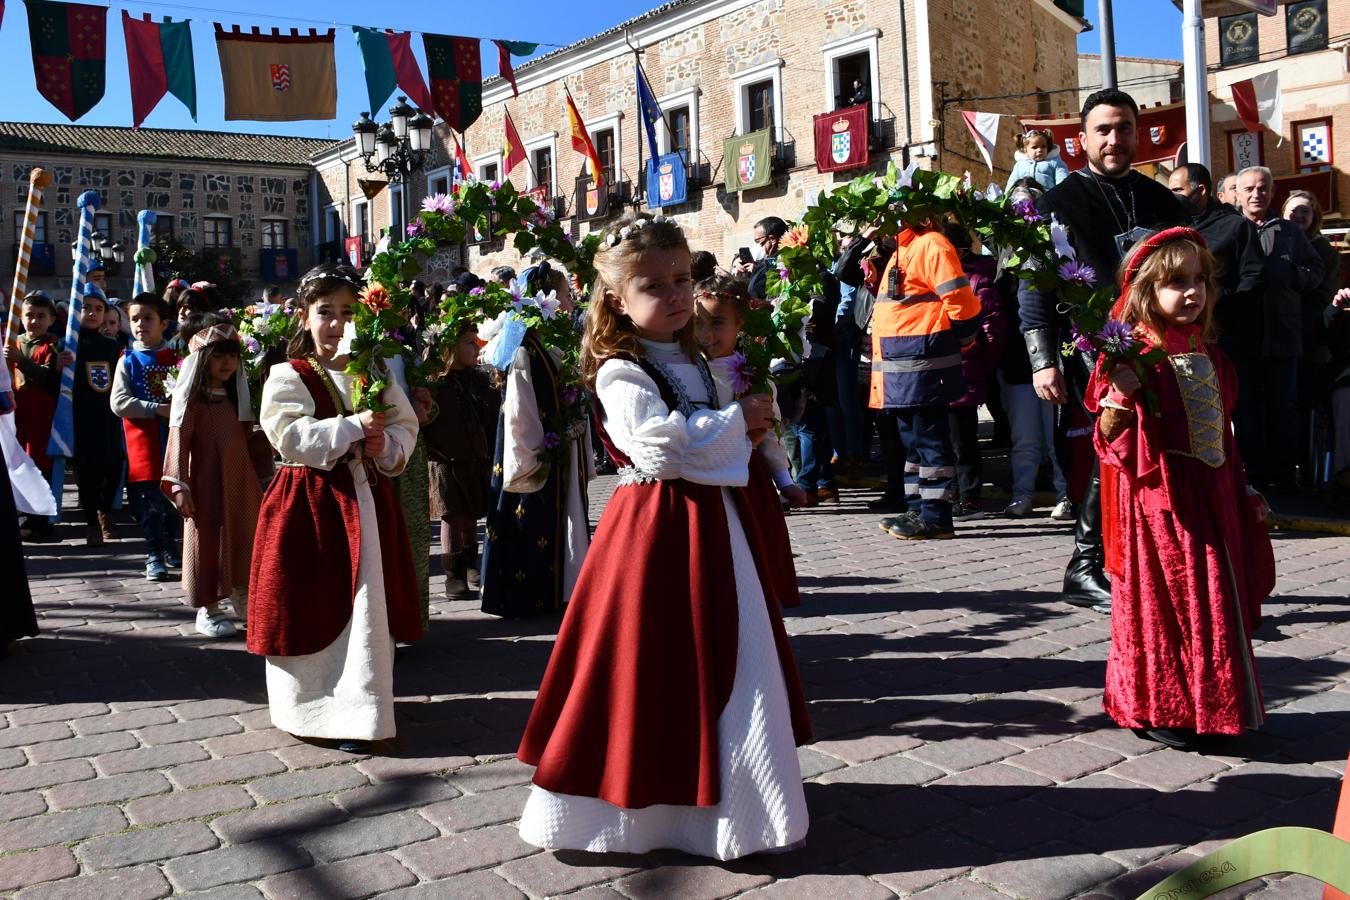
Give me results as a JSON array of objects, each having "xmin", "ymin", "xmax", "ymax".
[
  {"xmin": 494, "ymin": 39, "xmax": 537, "ymax": 98},
  {"xmin": 123, "ymin": 13, "xmax": 196, "ymax": 128},
  {"xmin": 960, "ymin": 110, "xmax": 1001, "ymax": 172}
]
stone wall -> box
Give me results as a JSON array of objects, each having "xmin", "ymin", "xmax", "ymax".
[{"xmin": 2, "ymin": 153, "xmax": 314, "ymax": 296}]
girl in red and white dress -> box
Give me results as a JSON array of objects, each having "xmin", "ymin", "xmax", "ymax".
[
  {"xmin": 246, "ymin": 263, "xmax": 422, "ymax": 754},
  {"xmin": 517, "ymin": 212, "xmax": 812, "ymax": 860}
]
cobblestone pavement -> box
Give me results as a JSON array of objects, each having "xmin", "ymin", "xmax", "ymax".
[{"xmin": 5, "ymin": 479, "xmax": 1350, "ymax": 899}]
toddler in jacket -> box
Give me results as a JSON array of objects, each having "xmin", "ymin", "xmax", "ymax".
[{"xmin": 1005, "ymin": 129, "xmax": 1069, "ymax": 193}]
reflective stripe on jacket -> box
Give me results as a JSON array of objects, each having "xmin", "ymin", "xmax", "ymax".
[{"xmin": 869, "ymin": 228, "xmax": 982, "ymax": 409}]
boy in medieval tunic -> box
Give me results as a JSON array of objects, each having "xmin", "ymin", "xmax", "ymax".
[
  {"xmin": 111, "ymin": 293, "xmax": 181, "ymax": 580},
  {"xmin": 69, "ymin": 286, "xmax": 125, "ymax": 546}
]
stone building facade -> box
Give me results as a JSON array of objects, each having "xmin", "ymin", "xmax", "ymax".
[
  {"xmin": 1078, "ymin": 54, "xmax": 1184, "ymax": 109},
  {"xmin": 0, "ymin": 123, "xmax": 336, "ymax": 299},
  {"xmin": 314, "ymin": 0, "xmax": 1084, "ymax": 277},
  {"xmin": 1203, "ymin": 0, "xmax": 1348, "ymax": 216}
]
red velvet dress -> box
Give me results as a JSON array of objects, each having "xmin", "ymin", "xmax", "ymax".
[
  {"xmin": 1087, "ymin": 325, "xmax": 1275, "ymax": 736},
  {"xmin": 517, "ymin": 348, "xmax": 810, "ymax": 860}
]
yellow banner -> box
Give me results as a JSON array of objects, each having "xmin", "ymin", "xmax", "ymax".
[{"xmin": 215, "ymin": 25, "xmax": 337, "ymax": 122}]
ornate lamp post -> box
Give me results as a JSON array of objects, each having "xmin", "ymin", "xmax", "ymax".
[{"xmin": 354, "ymin": 96, "xmax": 435, "ymax": 184}]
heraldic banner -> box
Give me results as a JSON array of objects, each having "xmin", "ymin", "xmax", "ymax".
[
  {"xmin": 724, "ymin": 128, "xmax": 773, "ymax": 192},
  {"xmin": 646, "ymin": 153, "xmax": 688, "ymax": 208},
  {"xmin": 1018, "ymin": 101, "xmax": 1187, "ymax": 173},
  {"xmin": 813, "ymin": 103, "xmax": 869, "ymax": 174},
  {"xmin": 215, "ymin": 25, "xmax": 337, "ymax": 122}
]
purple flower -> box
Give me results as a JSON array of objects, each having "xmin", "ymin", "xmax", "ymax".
[
  {"xmin": 490, "ymin": 180, "xmax": 502, "ymax": 191},
  {"xmin": 776, "ymin": 265, "xmax": 790, "ymax": 282},
  {"xmin": 543, "ymin": 431, "xmax": 561, "ymax": 450},
  {"xmin": 1097, "ymin": 320, "xmax": 1136, "ymax": 355},
  {"xmin": 406, "ymin": 221, "xmax": 426, "ymax": 238},
  {"xmin": 469, "ymin": 286, "xmax": 486, "ymax": 297},
  {"xmin": 1057, "ymin": 261, "xmax": 1097, "ymax": 286},
  {"xmin": 244, "ymin": 336, "xmax": 261, "ymax": 354},
  {"xmin": 562, "ymin": 385, "xmax": 580, "ymax": 405},
  {"xmin": 726, "ymin": 351, "xmax": 753, "ymax": 395},
  {"xmin": 1069, "ymin": 324, "xmax": 1094, "ymax": 352},
  {"xmin": 1012, "ymin": 198, "xmax": 1042, "ymax": 223}
]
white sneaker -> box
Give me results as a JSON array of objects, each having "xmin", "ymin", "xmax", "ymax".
[
  {"xmin": 1050, "ymin": 498, "xmax": 1076, "ymax": 521},
  {"xmin": 195, "ymin": 607, "xmax": 237, "ymax": 638},
  {"xmin": 1002, "ymin": 498, "xmax": 1034, "ymax": 518}
]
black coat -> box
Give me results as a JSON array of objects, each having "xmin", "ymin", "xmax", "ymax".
[
  {"xmin": 1247, "ymin": 217, "xmax": 1325, "ymax": 359},
  {"xmin": 1019, "ymin": 169, "xmax": 1187, "ymax": 340},
  {"xmin": 1191, "ymin": 200, "xmax": 1264, "ymax": 351}
]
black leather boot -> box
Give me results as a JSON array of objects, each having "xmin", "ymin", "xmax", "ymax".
[{"xmin": 1062, "ymin": 473, "xmax": 1112, "ymax": 611}]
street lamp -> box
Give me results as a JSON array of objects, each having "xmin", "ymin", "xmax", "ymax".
[{"xmin": 354, "ymin": 95, "xmax": 434, "ymax": 184}]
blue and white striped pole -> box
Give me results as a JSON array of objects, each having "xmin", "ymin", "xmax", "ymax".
[
  {"xmin": 46, "ymin": 191, "xmax": 101, "ymax": 519},
  {"xmin": 133, "ymin": 210, "xmax": 156, "ymax": 297}
]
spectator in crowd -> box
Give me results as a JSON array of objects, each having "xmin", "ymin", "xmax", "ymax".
[
  {"xmin": 1330, "ymin": 288, "xmax": 1350, "ymax": 494},
  {"xmin": 1168, "ymin": 163, "xmax": 1264, "ymax": 345},
  {"xmin": 943, "ymin": 223, "xmax": 1007, "ymax": 519},
  {"xmin": 731, "ymin": 217, "xmax": 788, "ymax": 301},
  {"xmin": 1019, "ymin": 88, "xmax": 1186, "ymax": 610},
  {"xmin": 690, "ymin": 250, "xmax": 720, "ymax": 284},
  {"xmin": 1215, "ymin": 172, "xmax": 1238, "ymax": 208},
  {"xmin": 491, "ymin": 266, "xmax": 517, "ymax": 287},
  {"xmin": 1231, "ymin": 166, "xmax": 1326, "ymax": 490}
]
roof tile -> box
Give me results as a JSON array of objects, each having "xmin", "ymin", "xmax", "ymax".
[{"xmin": 0, "ymin": 122, "xmax": 339, "ymax": 167}]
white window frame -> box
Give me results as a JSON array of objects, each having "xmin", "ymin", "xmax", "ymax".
[
  {"xmin": 322, "ymin": 204, "xmax": 342, "ymax": 242},
  {"xmin": 425, "ymin": 165, "xmax": 451, "ymax": 200},
  {"xmin": 524, "ymin": 131, "xmax": 559, "ymax": 197},
  {"xmin": 388, "ymin": 183, "xmax": 405, "ymax": 240},
  {"xmin": 474, "ymin": 152, "xmax": 503, "ymax": 186},
  {"xmin": 732, "ymin": 59, "xmax": 785, "ymax": 142},
  {"xmin": 584, "ymin": 111, "xmax": 623, "ymax": 186},
  {"xmin": 352, "ymin": 199, "xmax": 370, "ymax": 239},
  {"xmin": 656, "ymin": 88, "xmax": 701, "ymax": 163},
  {"xmin": 261, "ymin": 218, "xmax": 288, "ymax": 250},
  {"xmin": 822, "ymin": 29, "xmax": 881, "ymax": 121}
]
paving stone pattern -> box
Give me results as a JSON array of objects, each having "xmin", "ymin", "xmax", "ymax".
[{"xmin": 4, "ymin": 480, "xmax": 1350, "ymax": 898}]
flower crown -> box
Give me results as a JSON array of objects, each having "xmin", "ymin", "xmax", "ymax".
[
  {"xmin": 599, "ymin": 214, "xmax": 678, "ymax": 251},
  {"xmin": 300, "ymin": 269, "xmax": 363, "ymax": 290}
]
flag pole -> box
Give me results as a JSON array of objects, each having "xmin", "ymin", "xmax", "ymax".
[{"xmin": 626, "ymin": 32, "xmax": 644, "ymax": 207}]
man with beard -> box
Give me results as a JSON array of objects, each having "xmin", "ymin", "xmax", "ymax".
[{"xmin": 1019, "ymin": 89, "xmax": 1186, "ymax": 613}]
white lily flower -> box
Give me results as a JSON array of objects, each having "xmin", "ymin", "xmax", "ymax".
[
  {"xmin": 336, "ymin": 321, "xmax": 356, "ymax": 357},
  {"xmin": 1050, "ymin": 216, "xmax": 1075, "ymax": 261}
]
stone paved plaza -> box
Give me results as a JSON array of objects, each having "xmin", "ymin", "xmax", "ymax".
[{"xmin": 4, "ymin": 480, "xmax": 1350, "ymax": 899}]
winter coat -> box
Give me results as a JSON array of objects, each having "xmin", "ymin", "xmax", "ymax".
[
  {"xmin": 950, "ymin": 254, "xmax": 1008, "ymax": 408},
  {"xmin": 1005, "ymin": 149, "xmax": 1070, "ymax": 193},
  {"xmin": 1248, "ymin": 216, "xmax": 1326, "ymax": 359},
  {"xmin": 1191, "ymin": 200, "xmax": 1264, "ymax": 353}
]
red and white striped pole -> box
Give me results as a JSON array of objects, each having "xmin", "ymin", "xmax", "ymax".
[{"xmin": 3, "ymin": 168, "xmax": 53, "ymax": 351}]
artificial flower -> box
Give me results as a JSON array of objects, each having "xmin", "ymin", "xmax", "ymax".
[
  {"xmin": 1098, "ymin": 320, "xmax": 1137, "ymax": 355},
  {"xmin": 1057, "ymin": 261, "xmax": 1096, "ymax": 286},
  {"xmin": 336, "ymin": 321, "xmax": 356, "ymax": 358},
  {"xmin": 726, "ymin": 351, "xmax": 753, "ymax": 395},
  {"xmin": 421, "ymin": 194, "xmax": 455, "ymax": 215},
  {"xmin": 1012, "ymin": 199, "xmax": 1043, "ymax": 223},
  {"xmin": 536, "ymin": 292, "xmax": 562, "ymax": 320},
  {"xmin": 782, "ymin": 224, "xmax": 810, "ymax": 249},
  {"xmin": 542, "ymin": 431, "xmax": 561, "ymax": 450},
  {"xmin": 1069, "ymin": 324, "xmax": 1094, "ymax": 353},
  {"xmin": 361, "ymin": 285, "xmax": 391, "ymax": 312}
]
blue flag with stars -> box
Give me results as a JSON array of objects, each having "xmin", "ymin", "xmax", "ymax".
[{"xmin": 636, "ymin": 64, "xmax": 662, "ymax": 162}]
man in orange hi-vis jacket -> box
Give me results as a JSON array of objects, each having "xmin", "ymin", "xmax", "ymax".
[{"xmin": 870, "ymin": 225, "xmax": 982, "ymax": 539}]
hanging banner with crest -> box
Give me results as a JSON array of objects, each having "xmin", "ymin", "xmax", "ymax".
[
  {"xmin": 646, "ymin": 153, "xmax": 687, "ymax": 208},
  {"xmin": 813, "ymin": 103, "xmax": 869, "ymax": 174},
  {"xmin": 723, "ymin": 128, "xmax": 772, "ymax": 192}
]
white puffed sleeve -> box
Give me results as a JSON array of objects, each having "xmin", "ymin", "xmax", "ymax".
[
  {"xmin": 501, "ymin": 344, "xmax": 547, "ymax": 493},
  {"xmin": 372, "ymin": 376, "xmax": 418, "ymax": 477},
  {"xmin": 596, "ymin": 359, "xmax": 751, "ymax": 486},
  {"xmin": 707, "ymin": 357, "xmax": 790, "ymax": 484},
  {"xmin": 259, "ymin": 363, "xmax": 366, "ymax": 470}
]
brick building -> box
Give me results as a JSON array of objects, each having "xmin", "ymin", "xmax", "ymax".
[
  {"xmin": 1202, "ymin": 0, "xmax": 1347, "ymax": 218},
  {"xmin": 314, "ymin": 0, "xmax": 1086, "ymax": 277},
  {"xmin": 0, "ymin": 123, "xmax": 337, "ymax": 299}
]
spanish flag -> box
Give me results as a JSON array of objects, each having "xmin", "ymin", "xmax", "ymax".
[
  {"xmin": 565, "ymin": 89, "xmax": 604, "ymax": 194},
  {"xmin": 503, "ymin": 108, "xmax": 526, "ymax": 177}
]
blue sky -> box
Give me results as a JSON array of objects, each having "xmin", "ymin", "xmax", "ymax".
[{"xmin": 0, "ymin": 0, "xmax": 1184, "ymax": 139}]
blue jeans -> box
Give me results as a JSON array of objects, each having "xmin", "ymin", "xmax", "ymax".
[
  {"xmin": 895, "ymin": 406, "xmax": 955, "ymax": 529},
  {"xmin": 826, "ymin": 319, "xmax": 865, "ymax": 460},
  {"xmin": 129, "ymin": 481, "xmax": 175, "ymax": 558},
  {"xmin": 794, "ymin": 401, "xmax": 836, "ymax": 490}
]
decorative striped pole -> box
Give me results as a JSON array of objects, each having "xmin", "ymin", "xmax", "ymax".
[
  {"xmin": 3, "ymin": 168, "xmax": 53, "ymax": 351},
  {"xmin": 45, "ymin": 191, "xmax": 101, "ymax": 518},
  {"xmin": 133, "ymin": 210, "xmax": 156, "ymax": 297}
]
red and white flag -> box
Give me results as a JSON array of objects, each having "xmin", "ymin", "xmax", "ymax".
[
  {"xmin": 1231, "ymin": 72, "xmax": 1283, "ymax": 141},
  {"xmin": 961, "ymin": 110, "xmax": 1001, "ymax": 172}
]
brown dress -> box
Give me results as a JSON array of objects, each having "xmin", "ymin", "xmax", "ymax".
[
  {"xmin": 424, "ymin": 366, "xmax": 499, "ymax": 520},
  {"xmin": 161, "ymin": 392, "xmax": 261, "ymax": 609}
]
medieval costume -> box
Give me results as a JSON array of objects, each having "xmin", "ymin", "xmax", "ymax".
[
  {"xmin": 112, "ymin": 340, "xmax": 181, "ymax": 569},
  {"xmin": 11, "ymin": 332, "xmax": 61, "ymax": 476},
  {"xmin": 0, "ymin": 362, "xmax": 39, "ymax": 651},
  {"xmin": 160, "ymin": 324, "xmax": 259, "ymax": 612},
  {"xmin": 480, "ymin": 332, "xmax": 592, "ymax": 617},
  {"xmin": 386, "ymin": 353, "xmax": 431, "ymax": 627},
  {"xmin": 707, "ymin": 355, "xmax": 800, "ymax": 609},
  {"xmin": 1086, "ymin": 228, "xmax": 1275, "ymax": 739},
  {"xmin": 247, "ymin": 359, "xmax": 422, "ymax": 742},
  {"xmin": 72, "ymin": 324, "xmax": 125, "ymax": 536},
  {"xmin": 517, "ymin": 340, "xmax": 811, "ymax": 860}
]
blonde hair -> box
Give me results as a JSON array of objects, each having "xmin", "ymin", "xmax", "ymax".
[
  {"xmin": 1282, "ymin": 189, "xmax": 1323, "ymax": 235},
  {"xmin": 580, "ymin": 211, "xmax": 697, "ymax": 388},
  {"xmin": 1116, "ymin": 236, "xmax": 1219, "ymax": 344}
]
